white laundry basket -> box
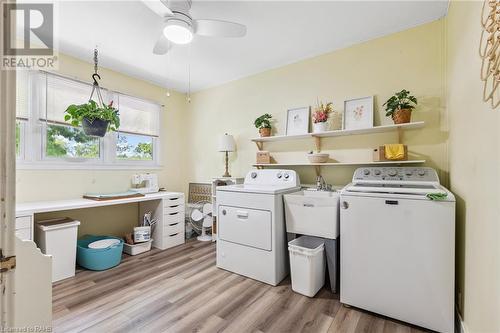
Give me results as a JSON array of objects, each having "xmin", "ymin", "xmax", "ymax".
[
  {"xmin": 288, "ymin": 236, "xmax": 326, "ymax": 297},
  {"xmin": 36, "ymin": 218, "xmax": 80, "ymax": 282}
]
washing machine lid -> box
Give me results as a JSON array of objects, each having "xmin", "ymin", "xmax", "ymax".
[{"xmin": 342, "ymin": 183, "xmax": 455, "ymax": 201}]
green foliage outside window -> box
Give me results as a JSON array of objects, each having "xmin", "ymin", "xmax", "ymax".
[
  {"xmin": 46, "ymin": 124, "xmax": 99, "ymax": 158},
  {"xmin": 116, "ymin": 133, "xmax": 153, "ymax": 161}
]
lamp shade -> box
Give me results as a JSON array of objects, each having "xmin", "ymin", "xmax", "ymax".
[{"xmin": 218, "ymin": 133, "xmax": 236, "ymax": 152}]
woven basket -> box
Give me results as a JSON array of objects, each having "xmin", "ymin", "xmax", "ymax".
[
  {"xmin": 307, "ymin": 153, "xmax": 329, "ymax": 163},
  {"xmin": 392, "ymin": 109, "xmax": 412, "ymax": 124}
]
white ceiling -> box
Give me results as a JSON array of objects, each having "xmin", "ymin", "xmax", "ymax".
[{"xmin": 53, "ymin": 1, "xmax": 449, "ymax": 93}]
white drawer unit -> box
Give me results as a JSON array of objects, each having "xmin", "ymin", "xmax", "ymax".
[
  {"xmin": 15, "ymin": 215, "xmax": 33, "ymax": 241},
  {"xmin": 149, "ymin": 194, "xmax": 186, "ymax": 250},
  {"xmin": 163, "ymin": 196, "xmax": 184, "ymax": 207}
]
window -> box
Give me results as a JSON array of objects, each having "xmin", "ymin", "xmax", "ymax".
[
  {"xmin": 15, "ymin": 122, "xmax": 21, "ymax": 157},
  {"xmin": 115, "ymin": 94, "xmax": 160, "ymax": 164},
  {"xmin": 117, "ymin": 133, "xmax": 153, "ymax": 161},
  {"xmin": 16, "ymin": 71, "xmax": 29, "ymax": 159},
  {"xmin": 42, "ymin": 74, "xmax": 104, "ymax": 160},
  {"xmin": 45, "ymin": 124, "xmax": 100, "ymax": 159},
  {"xmin": 16, "ymin": 71, "xmax": 162, "ymax": 169}
]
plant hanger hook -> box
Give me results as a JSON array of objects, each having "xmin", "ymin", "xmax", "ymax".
[{"xmin": 89, "ymin": 47, "xmax": 105, "ymax": 106}]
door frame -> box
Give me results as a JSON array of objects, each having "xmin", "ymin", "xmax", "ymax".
[{"xmin": 0, "ymin": 0, "xmax": 17, "ymax": 327}]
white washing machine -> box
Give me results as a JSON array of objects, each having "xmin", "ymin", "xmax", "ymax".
[
  {"xmin": 216, "ymin": 169, "xmax": 301, "ymax": 286},
  {"xmin": 340, "ymin": 167, "xmax": 455, "ymax": 333}
]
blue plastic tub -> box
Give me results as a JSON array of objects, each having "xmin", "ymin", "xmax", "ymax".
[{"xmin": 76, "ymin": 235, "xmax": 124, "ymax": 271}]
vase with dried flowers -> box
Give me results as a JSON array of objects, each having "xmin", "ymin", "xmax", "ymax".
[{"xmin": 312, "ymin": 100, "xmax": 333, "ymax": 133}]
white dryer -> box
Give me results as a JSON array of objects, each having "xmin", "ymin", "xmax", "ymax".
[
  {"xmin": 340, "ymin": 167, "xmax": 455, "ymax": 333},
  {"xmin": 216, "ymin": 169, "xmax": 301, "ymax": 286}
]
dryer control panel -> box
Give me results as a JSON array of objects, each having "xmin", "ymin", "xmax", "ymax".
[
  {"xmin": 352, "ymin": 167, "xmax": 439, "ymax": 184},
  {"xmin": 245, "ymin": 169, "xmax": 300, "ymax": 187}
]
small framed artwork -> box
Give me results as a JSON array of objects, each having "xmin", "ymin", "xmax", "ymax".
[
  {"xmin": 286, "ymin": 106, "xmax": 310, "ymax": 136},
  {"xmin": 343, "ymin": 96, "xmax": 374, "ymax": 130}
]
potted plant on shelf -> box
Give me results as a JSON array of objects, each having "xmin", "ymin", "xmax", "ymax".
[
  {"xmin": 254, "ymin": 113, "xmax": 273, "ymax": 137},
  {"xmin": 312, "ymin": 100, "xmax": 333, "ymax": 133},
  {"xmin": 383, "ymin": 89, "xmax": 418, "ymax": 124},
  {"xmin": 64, "ymin": 100, "xmax": 120, "ymax": 137}
]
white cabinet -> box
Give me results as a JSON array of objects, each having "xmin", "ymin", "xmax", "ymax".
[{"xmin": 141, "ymin": 193, "xmax": 185, "ymax": 250}]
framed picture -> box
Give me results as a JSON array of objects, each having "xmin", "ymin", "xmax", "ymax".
[
  {"xmin": 286, "ymin": 107, "xmax": 310, "ymax": 135},
  {"xmin": 343, "ymin": 96, "xmax": 374, "ymax": 130}
]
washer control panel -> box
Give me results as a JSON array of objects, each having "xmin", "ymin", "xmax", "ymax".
[{"xmin": 353, "ymin": 167, "xmax": 439, "ymax": 183}]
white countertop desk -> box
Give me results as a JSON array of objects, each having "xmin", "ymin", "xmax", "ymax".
[{"xmin": 15, "ymin": 192, "xmax": 184, "ymax": 242}]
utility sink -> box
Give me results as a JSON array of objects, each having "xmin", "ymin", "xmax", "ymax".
[
  {"xmin": 284, "ymin": 190, "xmax": 340, "ymax": 239},
  {"xmin": 302, "ymin": 189, "xmax": 338, "ymax": 197}
]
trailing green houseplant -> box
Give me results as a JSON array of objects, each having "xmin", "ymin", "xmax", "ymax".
[
  {"xmin": 254, "ymin": 113, "xmax": 273, "ymax": 137},
  {"xmin": 383, "ymin": 89, "xmax": 418, "ymax": 124},
  {"xmin": 64, "ymin": 100, "xmax": 120, "ymax": 137}
]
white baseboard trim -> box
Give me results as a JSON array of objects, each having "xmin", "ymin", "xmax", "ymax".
[{"xmin": 456, "ymin": 308, "xmax": 468, "ymax": 333}]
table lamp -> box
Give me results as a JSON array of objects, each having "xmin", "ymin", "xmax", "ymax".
[{"xmin": 218, "ymin": 133, "xmax": 236, "ymax": 178}]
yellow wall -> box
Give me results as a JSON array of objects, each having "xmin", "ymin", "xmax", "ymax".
[
  {"xmin": 446, "ymin": 1, "xmax": 500, "ymax": 332},
  {"xmin": 185, "ymin": 20, "xmax": 447, "ymax": 187},
  {"xmin": 16, "ymin": 53, "xmax": 189, "ymax": 236},
  {"xmin": 16, "ymin": 11, "xmax": 500, "ymax": 332}
]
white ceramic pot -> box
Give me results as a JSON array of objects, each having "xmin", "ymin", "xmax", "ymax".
[{"xmin": 313, "ymin": 122, "xmax": 328, "ymax": 133}]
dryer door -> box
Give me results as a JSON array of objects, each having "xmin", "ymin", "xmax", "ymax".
[{"xmin": 218, "ymin": 206, "xmax": 272, "ymax": 251}]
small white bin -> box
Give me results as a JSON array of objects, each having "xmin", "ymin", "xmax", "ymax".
[
  {"xmin": 123, "ymin": 239, "xmax": 153, "ymax": 256},
  {"xmin": 36, "ymin": 218, "xmax": 80, "ymax": 282},
  {"xmin": 288, "ymin": 236, "xmax": 325, "ymax": 297}
]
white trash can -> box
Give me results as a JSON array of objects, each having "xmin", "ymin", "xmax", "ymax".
[
  {"xmin": 288, "ymin": 236, "xmax": 326, "ymax": 297},
  {"xmin": 36, "ymin": 218, "xmax": 81, "ymax": 282}
]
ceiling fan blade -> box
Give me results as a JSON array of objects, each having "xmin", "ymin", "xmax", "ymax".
[
  {"xmin": 142, "ymin": 0, "xmax": 173, "ymax": 17},
  {"xmin": 194, "ymin": 19, "xmax": 246, "ymax": 38},
  {"xmin": 153, "ymin": 33, "xmax": 171, "ymax": 55}
]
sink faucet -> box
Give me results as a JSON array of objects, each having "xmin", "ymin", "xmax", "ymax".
[{"xmin": 316, "ymin": 176, "xmax": 330, "ymax": 191}]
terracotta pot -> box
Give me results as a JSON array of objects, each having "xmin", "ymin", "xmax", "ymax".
[
  {"xmin": 259, "ymin": 127, "xmax": 271, "ymax": 137},
  {"xmin": 392, "ymin": 108, "xmax": 412, "ymax": 124}
]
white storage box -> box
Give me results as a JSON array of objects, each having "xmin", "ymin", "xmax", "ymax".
[
  {"xmin": 288, "ymin": 236, "xmax": 326, "ymax": 297},
  {"xmin": 123, "ymin": 239, "xmax": 153, "ymax": 256},
  {"xmin": 36, "ymin": 218, "xmax": 80, "ymax": 282}
]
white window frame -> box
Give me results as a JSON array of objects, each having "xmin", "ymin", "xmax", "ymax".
[{"xmin": 16, "ymin": 71, "xmax": 163, "ymax": 170}]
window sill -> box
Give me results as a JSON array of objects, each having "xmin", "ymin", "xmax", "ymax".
[{"xmin": 16, "ymin": 162, "xmax": 163, "ymax": 171}]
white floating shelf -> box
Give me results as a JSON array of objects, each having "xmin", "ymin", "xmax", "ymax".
[
  {"xmin": 253, "ymin": 160, "xmax": 426, "ymax": 167},
  {"xmin": 251, "ymin": 121, "xmax": 425, "ymax": 143}
]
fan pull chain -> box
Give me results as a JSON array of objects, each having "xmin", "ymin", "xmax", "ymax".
[{"xmin": 187, "ymin": 44, "xmax": 191, "ymax": 103}]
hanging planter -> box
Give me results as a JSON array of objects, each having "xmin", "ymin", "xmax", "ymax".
[
  {"xmin": 82, "ymin": 116, "xmax": 111, "ymax": 137},
  {"xmin": 64, "ymin": 49, "xmax": 120, "ymax": 137}
]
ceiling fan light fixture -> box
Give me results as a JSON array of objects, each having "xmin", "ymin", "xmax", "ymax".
[{"xmin": 163, "ymin": 19, "xmax": 193, "ymax": 45}]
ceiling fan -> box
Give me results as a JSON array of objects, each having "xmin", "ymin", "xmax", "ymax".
[{"xmin": 142, "ymin": 0, "xmax": 247, "ymax": 55}]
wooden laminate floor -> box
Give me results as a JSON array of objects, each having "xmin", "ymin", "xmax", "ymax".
[{"xmin": 53, "ymin": 240, "xmax": 428, "ymax": 333}]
